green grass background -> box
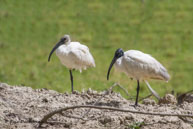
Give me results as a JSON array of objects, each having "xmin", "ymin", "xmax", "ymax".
[{"xmin": 0, "ymin": 0, "xmax": 193, "ymax": 98}]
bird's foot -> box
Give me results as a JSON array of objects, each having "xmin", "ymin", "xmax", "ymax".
[
  {"xmin": 71, "ymin": 90, "xmax": 79, "ymax": 94},
  {"xmin": 130, "ymin": 104, "xmax": 140, "ymax": 109}
]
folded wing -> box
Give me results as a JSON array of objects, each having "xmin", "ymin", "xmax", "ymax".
[
  {"xmin": 68, "ymin": 42, "xmax": 95, "ymax": 71},
  {"xmin": 124, "ymin": 50, "xmax": 170, "ymax": 81}
]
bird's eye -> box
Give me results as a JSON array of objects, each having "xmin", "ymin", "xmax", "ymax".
[{"xmin": 61, "ymin": 38, "xmax": 66, "ymax": 42}]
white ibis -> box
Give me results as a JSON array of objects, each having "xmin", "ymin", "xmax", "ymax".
[
  {"xmin": 107, "ymin": 48, "xmax": 170, "ymax": 106},
  {"xmin": 48, "ymin": 35, "xmax": 95, "ymax": 92}
]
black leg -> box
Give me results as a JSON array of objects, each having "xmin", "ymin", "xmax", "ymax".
[
  {"xmin": 135, "ymin": 80, "xmax": 140, "ymax": 106},
  {"xmin": 69, "ymin": 70, "xmax": 73, "ymax": 92}
]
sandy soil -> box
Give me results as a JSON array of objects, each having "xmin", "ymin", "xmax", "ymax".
[{"xmin": 0, "ymin": 83, "xmax": 193, "ymax": 129}]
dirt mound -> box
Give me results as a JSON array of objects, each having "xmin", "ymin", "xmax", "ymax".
[{"xmin": 0, "ymin": 83, "xmax": 193, "ymax": 129}]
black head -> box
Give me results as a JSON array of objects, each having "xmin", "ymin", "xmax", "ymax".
[
  {"xmin": 48, "ymin": 34, "xmax": 71, "ymax": 62},
  {"xmin": 60, "ymin": 35, "xmax": 70, "ymax": 44},
  {"xmin": 60, "ymin": 37, "xmax": 66, "ymax": 43},
  {"xmin": 114, "ymin": 48, "xmax": 124, "ymax": 58},
  {"xmin": 107, "ymin": 48, "xmax": 124, "ymax": 80}
]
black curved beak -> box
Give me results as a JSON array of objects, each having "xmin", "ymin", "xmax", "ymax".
[
  {"xmin": 48, "ymin": 41, "xmax": 62, "ymax": 62},
  {"xmin": 107, "ymin": 57, "xmax": 117, "ymax": 80}
]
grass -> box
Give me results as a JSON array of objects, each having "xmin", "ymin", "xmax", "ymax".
[
  {"xmin": 0, "ymin": 0, "xmax": 193, "ymax": 98},
  {"xmin": 129, "ymin": 121, "xmax": 144, "ymax": 129}
]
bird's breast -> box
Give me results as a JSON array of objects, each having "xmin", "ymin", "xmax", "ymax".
[
  {"xmin": 115, "ymin": 56, "xmax": 143, "ymax": 80},
  {"xmin": 114, "ymin": 57, "xmax": 125, "ymax": 73},
  {"xmin": 56, "ymin": 45, "xmax": 72, "ymax": 66}
]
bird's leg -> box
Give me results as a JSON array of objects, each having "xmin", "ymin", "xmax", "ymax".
[
  {"xmin": 69, "ymin": 70, "xmax": 74, "ymax": 93},
  {"xmin": 135, "ymin": 80, "xmax": 140, "ymax": 106}
]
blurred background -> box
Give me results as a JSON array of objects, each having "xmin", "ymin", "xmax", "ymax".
[{"xmin": 0, "ymin": 0, "xmax": 193, "ymax": 98}]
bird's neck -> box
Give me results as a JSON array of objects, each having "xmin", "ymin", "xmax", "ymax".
[
  {"xmin": 65, "ymin": 41, "xmax": 71, "ymax": 45},
  {"xmin": 115, "ymin": 57, "xmax": 122, "ymax": 65}
]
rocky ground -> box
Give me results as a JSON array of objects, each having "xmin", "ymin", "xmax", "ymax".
[{"xmin": 0, "ymin": 82, "xmax": 193, "ymax": 129}]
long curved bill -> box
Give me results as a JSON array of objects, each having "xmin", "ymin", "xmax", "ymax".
[
  {"xmin": 107, "ymin": 57, "xmax": 117, "ymax": 80},
  {"xmin": 48, "ymin": 41, "xmax": 62, "ymax": 62}
]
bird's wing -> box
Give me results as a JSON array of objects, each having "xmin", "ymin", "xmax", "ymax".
[
  {"xmin": 124, "ymin": 50, "xmax": 170, "ymax": 81},
  {"xmin": 69, "ymin": 42, "xmax": 95, "ymax": 68}
]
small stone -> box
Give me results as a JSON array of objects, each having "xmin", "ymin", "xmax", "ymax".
[
  {"xmin": 42, "ymin": 98, "xmax": 48, "ymax": 103},
  {"xmin": 81, "ymin": 88, "xmax": 85, "ymax": 93},
  {"xmin": 99, "ymin": 117, "xmax": 112, "ymax": 125},
  {"xmin": 72, "ymin": 90, "xmax": 79, "ymax": 95},
  {"xmin": 184, "ymin": 94, "xmax": 193, "ymax": 103},
  {"xmin": 142, "ymin": 99, "xmax": 156, "ymax": 105},
  {"xmin": 87, "ymin": 88, "xmax": 92, "ymax": 94},
  {"xmin": 159, "ymin": 94, "xmax": 177, "ymax": 105},
  {"xmin": 92, "ymin": 90, "xmax": 98, "ymax": 94},
  {"xmin": 125, "ymin": 115, "xmax": 134, "ymax": 120}
]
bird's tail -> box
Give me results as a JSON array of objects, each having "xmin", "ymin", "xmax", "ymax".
[
  {"xmin": 160, "ymin": 67, "xmax": 170, "ymax": 82},
  {"xmin": 163, "ymin": 72, "xmax": 170, "ymax": 82},
  {"xmin": 144, "ymin": 80, "xmax": 161, "ymax": 100}
]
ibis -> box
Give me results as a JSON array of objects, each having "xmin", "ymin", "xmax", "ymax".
[
  {"xmin": 48, "ymin": 35, "xmax": 95, "ymax": 92},
  {"xmin": 107, "ymin": 48, "xmax": 170, "ymax": 106}
]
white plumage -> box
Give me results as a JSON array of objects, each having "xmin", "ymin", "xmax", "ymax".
[
  {"xmin": 56, "ymin": 42, "xmax": 95, "ymax": 72},
  {"xmin": 114, "ymin": 50, "xmax": 170, "ymax": 81},
  {"xmin": 107, "ymin": 48, "xmax": 170, "ymax": 106},
  {"xmin": 48, "ymin": 35, "xmax": 95, "ymax": 92}
]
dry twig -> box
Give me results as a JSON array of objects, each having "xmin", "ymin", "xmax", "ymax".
[
  {"xmin": 145, "ymin": 81, "xmax": 161, "ymax": 100},
  {"xmin": 112, "ymin": 83, "xmax": 130, "ymax": 98},
  {"xmin": 139, "ymin": 94, "xmax": 152, "ymax": 102},
  {"xmin": 78, "ymin": 82, "xmax": 130, "ymax": 121},
  {"xmin": 73, "ymin": 83, "xmax": 118, "ymax": 125},
  {"xmin": 84, "ymin": 83, "xmax": 117, "ymax": 112},
  {"xmin": 179, "ymin": 116, "xmax": 193, "ymax": 124},
  {"xmin": 38, "ymin": 105, "xmax": 193, "ymax": 127}
]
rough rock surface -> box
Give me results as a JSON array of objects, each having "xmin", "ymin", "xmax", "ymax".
[
  {"xmin": 0, "ymin": 83, "xmax": 193, "ymax": 129},
  {"xmin": 159, "ymin": 94, "xmax": 177, "ymax": 105}
]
